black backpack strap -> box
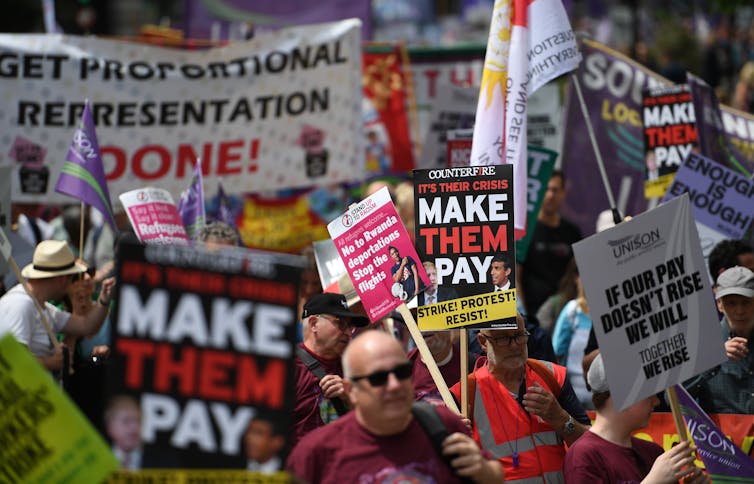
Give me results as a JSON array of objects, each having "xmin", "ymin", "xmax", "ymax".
[
  {"xmin": 411, "ymin": 402, "xmax": 472, "ymax": 483},
  {"xmin": 296, "ymin": 346, "xmax": 349, "ymax": 416}
]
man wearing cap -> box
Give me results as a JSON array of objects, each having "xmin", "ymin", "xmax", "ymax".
[
  {"xmin": 0, "ymin": 240, "xmax": 115, "ymax": 371},
  {"xmin": 689, "ymin": 266, "xmax": 754, "ymax": 414},
  {"xmin": 564, "ymin": 354, "xmax": 708, "ymax": 483},
  {"xmin": 293, "ymin": 292, "xmax": 369, "ymax": 445},
  {"xmin": 287, "ymin": 330, "xmax": 503, "ymax": 483}
]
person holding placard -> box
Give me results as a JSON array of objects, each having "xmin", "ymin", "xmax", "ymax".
[
  {"xmin": 0, "ymin": 240, "xmax": 114, "ymax": 371},
  {"xmin": 563, "ymin": 354, "xmax": 709, "ymax": 484},
  {"xmin": 688, "ymin": 266, "xmax": 754, "ymax": 414},
  {"xmin": 451, "ymin": 315, "xmax": 590, "ymax": 482}
]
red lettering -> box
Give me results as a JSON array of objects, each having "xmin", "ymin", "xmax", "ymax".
[
  {"xmin": 482, "ymin": 225, "xmax": 507, "ymax": 252},
  {"xmin": 218, "ymin": 139, "xmax": 244, "ymax": 175},
  {"xmin": 116, "ymin": 338, "xmax": 155, "ymax": 389},
  {"xmin": 450, "ymin": 68, "xmax": 474, "ymax": 87},
  {"xmin": 198, "ymin": 350, "xmax": 235, "ymax": 401},
  {"xmin": 102, "ymin": 145, "xmax": 126, "ymax": 180},
  {"xmin": 154, "ymin": 345, "xmax": 197, "ymax": 396},
  {"xmin": 176, "ymin": 143, "xmax": 212, "ymax": 178},
  {"xmin": 420, "ymin": 228, "xmax": 438, "ymax": 256},
  {"xmin": 461, "ymin": 226, "xmax": 481, "ymax": 252},
  {"xmin": 132, "ymin": 145, "xmax": 171, "ymax": 180},
  {"xmin": 121, "ymin": 262, "xmax": 162, "ymax": 285},
  {"xmin": 423, "ymin": 70, "xmax": 439, "ymax": 98},
  {"xmin": 237, "ymin": 357, "xmax": 285, "ymax": 409}
]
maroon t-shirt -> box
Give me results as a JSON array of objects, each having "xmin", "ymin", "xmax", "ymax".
[
  {"xmin": 292, "ymin": 343, "xmax": 345, "ymax": 446},
  {"xmin": 286, "ymin": 407, "xmax": 471, "ymax": 483},
  {"xmin": 408, "ymin": 345, "xmax": 462, "ymax": 405},
  {"xmin": 564, "ymin": 430, "xmax": 664, "ymax": 483}
]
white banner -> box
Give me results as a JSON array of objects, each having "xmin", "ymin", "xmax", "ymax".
[
  {"xmin": 0, "ymin": 19, "xmax": 363, "ymax": 203},
  {"xmin": 573, "ymin": 195, "xmax": 726, "ymax": 411}
]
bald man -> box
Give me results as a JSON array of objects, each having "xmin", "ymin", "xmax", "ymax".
[{"xmin": 286, "ymin": 331, "xmax": 503, "ymax": 483}]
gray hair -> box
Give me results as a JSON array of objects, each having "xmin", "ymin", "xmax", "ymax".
[{"xmin": 195, "ymin": 221, "xmax": 239, "ymax": 246}]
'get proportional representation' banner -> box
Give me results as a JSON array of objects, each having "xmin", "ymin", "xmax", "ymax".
[{"xmin": 0, "ymin": 20, "xmax": 363, "ymax": 203}]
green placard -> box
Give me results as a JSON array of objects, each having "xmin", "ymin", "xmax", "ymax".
[
  {"xmin": 0, "ymin": 334, "xmax": 118, "ymax": 483},
  {"xmin": 515, "ymin": 146, "xmax": 558, "ymax": 263}
]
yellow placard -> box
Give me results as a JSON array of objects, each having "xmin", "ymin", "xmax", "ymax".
[
  {"xmin": 107, "ymin": 470, "xmax": 291, "ymax": 483},
  {"xmin": 0, "ymin": 334, "xmax": 119, "ymax": 483},
  {"xmin": 644, "ymin": 173, "xmax": 675, "ymax": 198},
  {"xmin": 416, "ymin": 290, "xmax": 518, "ymax": 330}
]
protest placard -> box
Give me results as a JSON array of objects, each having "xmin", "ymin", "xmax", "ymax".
[
  {"xmin": 119, "ymin": 187, "xmax": 190, "ymax": 245},
  {"xmin": 327, "ymin": 187, "xmax": 427, "ymax": 322},
  {"xmin": 446, "ymin": 128, "xmax": 474, "ymax": 168},
  {"xmin": 108, "ymin": 241, "xmax": 301, "ymax": 469},
  {"xmin": 663, "ymin": 152, "xmax": 754, "ymax": 241},
  {"xmin": 0, "ymin": 20, "xmax": 363, "ymax": 202},
  {"xmin": 0, "ymin": 334, "xmax": 118, "ymax": 483},
  {"xmin": 414, "ymin": 165, "xmax": 517, "ymax": 330},
  {"xmin": 642, "ymin": 85, "xmax": 697, "ymax": 199},
  {"xmin": 312, "ymin": 238, "xmax": 345, "ymax": 290},
  {"xmin": 573, "ymin": 195, "xmax": 726, "ymax": 411}
]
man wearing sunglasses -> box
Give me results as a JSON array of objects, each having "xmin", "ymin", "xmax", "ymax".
[
  {"xmin": 292, "ymin": 292, "xmax": 369, "ymax": 446},
  {"xmin": 451, "ymin": 314, "xmax": 590, "ymax": 482},
  {"xmin": 287, "ymin": 330, "xmax": 503, "ymax": 483}
]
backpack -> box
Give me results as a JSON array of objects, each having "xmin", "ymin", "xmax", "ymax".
[{"xmin": 411, "ymin": 402, "xmax": 473, "ymax": 483}]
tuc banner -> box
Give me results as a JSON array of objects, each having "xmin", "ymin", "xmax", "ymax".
[
  {"xmin": 108, "ymin": 241, "xmax": 302, "ymax": 469},
  {"xmin": 327, "ymin": 186, "xmax": 428, "ymax": 322},
  {"xmin": 0, "ymin": 20, "xmax": 363, "ymax": 203},
  {"xmin": 573, "ymin": 195, "xmax": 726, "ymax": 411},
  {"xmin": 413, "ymin": 165, "xmax": 517, "ymax": 331}
]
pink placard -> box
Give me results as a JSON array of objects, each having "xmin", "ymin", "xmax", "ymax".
[
  {"xmin": 328, "ymin": 187, "xmax": 428, "ymax": 322},
  {"xmin": 119, "ymin": 188, "xmax": 190, "ymax": 246}
]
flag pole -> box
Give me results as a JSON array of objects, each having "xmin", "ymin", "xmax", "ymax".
[
  {"xmin": 665, "ymin": 384, "xmax": 689, "ymax": 443},
  {"xmin": 79, "ymin": 201, "xmax": 86, "ymax": 258},
  {"xmin": 570, "ymin": 74, "xmax": 623, "ymax": 226},
  {"xmin": 396, "ymin": 303, "xmax": 460, "ymax": 415}
]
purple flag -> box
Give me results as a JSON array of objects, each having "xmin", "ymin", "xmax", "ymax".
[
  {"xmin": 55, "ymin": 101, "xmax": 117, "ymax": 231},
  {"xmin": 687, "ymin": 73, "xmax": 753, "ymax": 178},
  {"xmin": 214, "ymin": 182, "xmax": 236, "ymax": 227},
  {"xmin": 675, "ymin": 384, "xmax": 754, "ymax": 481},
  {"xmin": 177, "ymin": 161, "xmax": 206, "ymax": 239}
]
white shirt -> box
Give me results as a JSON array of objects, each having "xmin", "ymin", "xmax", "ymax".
[
  {"xmin": 113, "ymin": 446, "xmax": 142, "ymax": 470},
  {"xmin": 495, "ymin": 281, "xmax": 511, "ymax": 291},
  {"xmin": 247, "ymin": 456, "xmax": 281, "ymax": 474},
  {"xmin": 0, "ymin": 284, "xmax": 70, "ymax": 357}
]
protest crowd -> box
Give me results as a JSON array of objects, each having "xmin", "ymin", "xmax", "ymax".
[{"xmin": 3, "ymin": 2, "xmax": 754, "ymax": 484}]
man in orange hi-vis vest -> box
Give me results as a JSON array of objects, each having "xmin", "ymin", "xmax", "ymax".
[{"xmin": 451, "ymin": 313, "xmax": 591, "ymax": 482}]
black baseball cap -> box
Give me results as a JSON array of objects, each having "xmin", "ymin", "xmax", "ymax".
[{"xmin": 302, "ymin": 293, "xmax": 370, "ymax": 327}]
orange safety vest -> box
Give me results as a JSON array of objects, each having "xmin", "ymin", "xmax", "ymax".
[{"xmin": 469, "ymin": 360, "xmax": 567, "ymax": 484}]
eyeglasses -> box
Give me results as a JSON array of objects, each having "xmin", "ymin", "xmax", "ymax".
[
  {"xmin": 480, "ymin": 331, "xmax": 531, "ymax": 347},
  {"xmin": 318, "ymin": 314, "xmax": 351, "ymax": 332},
  {"xmin": 350, "ymin": 361, "xmax": 414, "ymax": 386}
]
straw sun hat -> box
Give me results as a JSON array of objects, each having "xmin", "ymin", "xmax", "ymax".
[{"xmin": 21, "ymin": 240, "xmax": 87, "ymax": 279}]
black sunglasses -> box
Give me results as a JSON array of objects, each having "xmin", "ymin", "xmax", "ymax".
[{"xmin": 351, "ymin": 361, "xmax": 413, "ymax": 386}]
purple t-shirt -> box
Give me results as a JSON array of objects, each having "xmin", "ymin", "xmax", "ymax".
[
  {"xmin": 292, "ymin": 343, "xmax": 345, "ymax": 446},
  {"xmin": 287, "ymin": 408, "xmax": 471, "ymax": 483},
  {"xmin": 564, "ymin": 430, "xmax": 664, "ymax": 483},
  {"xmin": 408, "ymin": 346, "xmax": 462, "ymax": 404}
]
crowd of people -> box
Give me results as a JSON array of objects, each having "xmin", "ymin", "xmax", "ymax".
[{"xmin": 0, "ymin": 166, "xmax": 753, "ymax": 482}]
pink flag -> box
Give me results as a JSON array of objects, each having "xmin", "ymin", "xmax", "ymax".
[{"xmin": 470, "ymin": 0, "xmax": 581, "ymax": 239}]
